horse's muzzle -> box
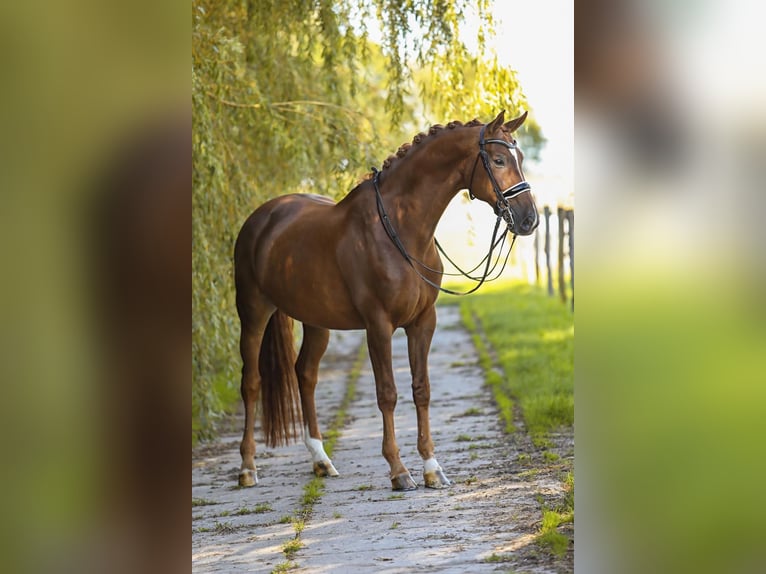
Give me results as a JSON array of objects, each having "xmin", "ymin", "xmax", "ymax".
[{"xmin": 518, "ymin": 212, "xmax": 539, "ymax": 235}]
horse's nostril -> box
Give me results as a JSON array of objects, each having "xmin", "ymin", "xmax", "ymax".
[{"xmin": 521, "ymin": 215, "xmax": 536, "ymax": 233}]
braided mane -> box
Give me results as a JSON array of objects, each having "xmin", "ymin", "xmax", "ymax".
[{"xmin": 378, "ymin": 118, "xmax": 485, "ymax": 173}]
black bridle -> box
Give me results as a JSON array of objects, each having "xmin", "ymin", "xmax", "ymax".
[
  {"xmin": 369, "ymin": 125, "xmax": 531, "ymax": 296},
  {"xmin": 469, "ymin": 124, "xmax": 532, "ymax": 231}
]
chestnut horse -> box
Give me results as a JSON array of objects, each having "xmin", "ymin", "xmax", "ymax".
[{"xmin": 234, "ymin": 110, "xmax": 538, "ymax": 490}]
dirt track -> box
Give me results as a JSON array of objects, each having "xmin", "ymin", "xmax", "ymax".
[{"xmin": 192, "ymin": 305, "xmax": 573, "ymax": 573}]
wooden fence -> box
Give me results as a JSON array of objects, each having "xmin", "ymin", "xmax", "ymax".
[{"xmin": 533, "ymin": 206, "xmax": 574, "ymax": 310}]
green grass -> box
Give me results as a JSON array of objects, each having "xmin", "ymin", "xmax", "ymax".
[
  {"xmin": 282, "ymin": 538, "xmax": 303, "ymax": 559},
  {"xmin": 483, "ymin": 552, "xmax": 514, "ymax": 563},
  {"xmin": 455, "ymin": 281, "xmax": 573, "ymax": 442},
  {"xmin": 292, "ymin": 518, "xmax": 305, "ymax": 534},
  {"xmin": 197, "ymin": 521, "xmax": 236, "ymax": 534},
  {"xmin": 537, "ymin": 509, "xmax": 573, "ymax": 556},
  {"xmin": 301, "ymin": 477, "xmax": 325, "ymax": 506},
  {"xmin": 536, "ymin": 471, "xmax": 574, "ymax": 557},
  {"xmin": 192, "ymin": 497, "xmax": 217, "ymax": 507}
]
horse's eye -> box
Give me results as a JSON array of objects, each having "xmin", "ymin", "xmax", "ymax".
[{"xmin": 493, "ymin": 158, "xmax": 505, "ymax": 167}]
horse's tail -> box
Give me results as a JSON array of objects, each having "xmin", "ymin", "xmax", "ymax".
[{"xmin": 259, "ymin": 310, "xmax": 302, "ymax": 447}]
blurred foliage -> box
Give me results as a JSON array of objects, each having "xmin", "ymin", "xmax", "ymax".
[{"xmin": 192, "ymin": 0, "xmax": 542, "ymax": 439}]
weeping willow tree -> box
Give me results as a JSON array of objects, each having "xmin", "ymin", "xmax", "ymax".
[{"xmin": 192, "ymin": 0, "xmax": 543, "ymax": 439}]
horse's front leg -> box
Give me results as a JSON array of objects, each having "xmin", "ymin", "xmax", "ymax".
[
  {"xmin": 406, "ymin": 306, "xmax": 451, "ymax": 489},
  {"xmin": 366, "ymin": 320, "xmax": 417, "ymax": 491}
]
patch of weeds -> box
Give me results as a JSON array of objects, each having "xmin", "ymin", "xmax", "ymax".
[
  {"xmin": 468, "ymin": 442, "xmax": 491, "ymax": 450},
  {"xmin": 517, "ymin": 453, "xmax": 531, "ymax": 464},
  {"xmin": 387, "ymin": 493, "xmax": 405, "ymax": 500},
  {"xmin": 301, "ymin": 477, "xmax": 325, "ymax": 506},
  {"xmin": 332, "ymin": 511, "xmax": 342, "ymax": 519},
  {"xmin": 292, "ymin": 518, "xmax": 305, "ymax": 534},
  {"xmin": 543, "ymin": 451, "xmax": 560, "ymax": 462},
  {"xmin": 469, "ymin": 452, "xmax": 479, "ymax": 461},
  {"xmin": 455, "ymin": 434, "xmax": 473, "ymax": 442},
  {"xmin": 463, "ymin": 475, "xmax": 478, "ymax": 485},
  {"xmin": 536, "ymin": 472, "xmax": 574, "ymax": 558},
  {"xmin": 192, "ymin": 497, "xmax": 217, "ymax": 507},
  {"xmin": 355, "ymin": 484, "xmax": 375, "ymax": 491},
  {"xmin": 453, "ymin": 505, "xmax": 467, "ymax": 511},
  {"xmin": 390, "ymin": 521, "xmax": 400, "ymax": 529},
  {"xmin": 277, "ymin": 515, "xmax": 292, "ymax": 524},
  {"xmin": 213, "ymin": 521, "xmax": 236, "ymax": 534},
  {"xmin": 461, "ymin": 407, "xmax": 483, "ymax": 416},
  {"xmin": 532, "ymin": 435, "xmax": 553, "ymax": 449},
  {"xmin": 271, "ymin": 560, "xmax": 297, "ymax": 573},
  {"xmin": 449, "ymin": 360, "xmax": 468, "ymax": 367},
  {"xmin": 518, "ymin": 469, "xmax": 540, "ymax": 480},
  {"xmin": 233, "ymin": 503, "xmax": 272, "ymax": 516},
  {"xmin": 195, "ymin": 526, "xmax": 211, "ymax": 533},
  {"xmin": 562, "ymin": 471, "xmax": 574, "ymax": 511},
  {"xmin": 537, "ymin": 509, "xmax": 572, "ymax": 557},
  {"xmin": 217, "ymin": 510, "xmax": 231, "ymax": 517},
  {"xmin": 484, "ymin": 552, "xmax": 514, "ymax": 563},
  {"xmin": 282, "ymin": 538, "xmax": 303, "ymax": 559}
]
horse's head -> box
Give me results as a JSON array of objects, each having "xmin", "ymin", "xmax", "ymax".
[{"xmin": 470, "ymin": 111, "xmax": 539, "ymax": 236}]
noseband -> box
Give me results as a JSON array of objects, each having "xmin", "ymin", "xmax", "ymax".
[{"xmin": 469, "ymin": 124, "xmax": 532, "ymax": 233}]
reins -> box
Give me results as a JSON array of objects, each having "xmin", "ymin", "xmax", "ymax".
[
  {"xmin": 370, "ymin": 168, "xmax": 516, "ymax": 297},
  {"xmin": 369, "ymin": 122, "xmax": 532, "ymax": 296}
]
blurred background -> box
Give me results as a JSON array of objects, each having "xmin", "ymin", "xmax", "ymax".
[{"xmin": 575, "ymin": 0, "xmax": 766, "ymax": 573}]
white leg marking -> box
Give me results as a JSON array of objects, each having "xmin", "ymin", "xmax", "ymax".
[
  {"xmin": 423, "ymin": 457, "xmax": 442, "ymax": 473},
  {"xmin": 303, "ymin": 426, "xmax": 331, "ymax": 463}
]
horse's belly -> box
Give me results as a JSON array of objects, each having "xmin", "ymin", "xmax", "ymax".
[{"xmin": 258, "ymin": 248, "xmax": 364, "ymax": 330}]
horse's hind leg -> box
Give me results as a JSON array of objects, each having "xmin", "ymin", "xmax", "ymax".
[
  {"xmin": 406, "ymin": 306, "xmax": 451, "ymax": 489},
  {"xmin": 237, "ymin": 298, "xmax": 275, "ymax": 487},
  {"xmin": 296, "ymin": 324, "xmax": 338, "ymax": 477}
]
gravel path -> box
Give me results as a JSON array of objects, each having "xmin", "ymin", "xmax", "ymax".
[{"xmin": 193, "ymin": 305, "xmax": 572, "ymax": 573}]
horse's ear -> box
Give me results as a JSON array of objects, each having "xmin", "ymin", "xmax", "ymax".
[
  {"xmin": 503, "ymin": 110, "xmax": 528, "ymax": 133},
  {"xmin": 486, "ymin": 110, "xmax": 506, "ymax": 134}
]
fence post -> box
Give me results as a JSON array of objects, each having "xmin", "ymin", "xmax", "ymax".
[
  {"xmin": 544, "ymin": 206, "xmax": 553, "ymax": 296},
  {"xmin": 557, "ymin": 207, "xmax": 566, "ymax": 304},
  {"xmin": 567, "ymin": 209, "xmax": 574, "ymax": 311},
  {"xmin": 533, "ymin": 225, "xmax": 540, "ymax": 285}
]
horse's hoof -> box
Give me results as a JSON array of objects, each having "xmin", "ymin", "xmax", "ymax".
[
  {"xmin": 238, "ymin": 469, "xmax": 258, "ymax": 487},
  {"xmin": 391, "ymin": 472, "xmax": 418, "ymax": 491},
  {"xmin": 313, "ymin": 460, "xmax": 339, "ymax": 477},
  {"xmin": 424, "ymin": 468, "xmax": 451, "ymax": 489}
]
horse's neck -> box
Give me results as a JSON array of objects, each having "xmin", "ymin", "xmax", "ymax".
[{"xmin": 381, "ymin": 136, "xmax": 474, "ymax": 254}]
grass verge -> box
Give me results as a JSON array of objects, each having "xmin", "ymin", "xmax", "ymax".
[{"xmin": 452, "ymin": 280, "xmax": 573, "ymax": 443}]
